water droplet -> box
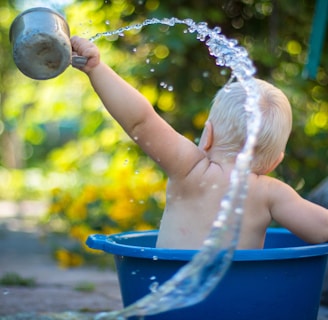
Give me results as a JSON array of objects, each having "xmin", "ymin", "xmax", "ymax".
[
  {"xmin": 213, "ymin": 220, "xmax": 223, "ymax": 228},
  {"xmin": 199, "ymin": 181, "xmax": 206, "ymax": 187},
  {"xmin": 216, "ymin": 57, "xmax": 226, "ymax": 66},
  {"xmin": 224, "ymin": 85, "xmax": 231, "ymax": 93},
  {"xmin": 204, "ymin": 239, "xmax": 213, "ymax": 246},
  {"xmin": 105, "ymin": 20, "xmax": 110, "ymax": 25},
  {"xmin": 202, "ymin": 71, "xmax": 210, "ymax": 78},
  {"xmin": 149, "ymin": 281, "xmax": 159, "ymax": 293},
  {"xmin": 221, "ymin": 199, "xmax": 230, "ymax": 210},
  {"xmin": 219, "ymin": 214, "xmax": 227, "ymax": 221},
  {"xmin": 213, "ymin": 26, "xmax": 221, "ymax": 34},
  {"xmin": 152, "ymin": 255, "xmax": 158, "ymax": 261},
  {"xmin": 150, "ymin": 276, "xmax": 157, "ymax": 280}
]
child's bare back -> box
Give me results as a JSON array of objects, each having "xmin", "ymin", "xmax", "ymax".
[{"xmin": 158, "ymin": 157, "xmax": 328, "ymax": 249}]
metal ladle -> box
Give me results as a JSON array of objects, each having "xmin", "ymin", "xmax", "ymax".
[{"xmin": 9, "ymin": 7, "xmax": 87, "ymax": 80}]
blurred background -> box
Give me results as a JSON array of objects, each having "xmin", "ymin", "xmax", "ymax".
[{"xmin": 0, "ymin": 0, "xmax": 327, "ymax": 266}]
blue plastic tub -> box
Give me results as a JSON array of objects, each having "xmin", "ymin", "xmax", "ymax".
[{"xmin": 86, "ymin": 228, "xmax": 328, "ymax": 320}]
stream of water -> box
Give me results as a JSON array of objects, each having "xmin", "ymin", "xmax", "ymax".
[{"xmin": 89, "ymin": 17, "xmax": 261, "ymax": 320}]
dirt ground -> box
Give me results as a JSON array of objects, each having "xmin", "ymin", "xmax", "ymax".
[{"xmin": 0, "ymin": 201, "xmax": 122, "ymax": 319}]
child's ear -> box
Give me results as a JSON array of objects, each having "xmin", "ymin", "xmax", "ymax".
[
  {"xmin": 273, "ymin": 152, "xmax": 284, "ymax": 169},
  {"xmin": 201, "ymin": 121, "xmax": 214, "ymax": 151},
  {"xmin": 264, "ymin": 152, "xmax": 284, "ymax": 174}
]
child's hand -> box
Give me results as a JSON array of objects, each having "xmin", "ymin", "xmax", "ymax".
[{"xmin": 71, "ymin": 36, "xmax": 100, "ymax": 73}]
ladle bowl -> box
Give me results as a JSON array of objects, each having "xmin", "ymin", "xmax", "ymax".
[{"xmin": 10, "ymin": 7, "xmax": 86, "ymax": 80}]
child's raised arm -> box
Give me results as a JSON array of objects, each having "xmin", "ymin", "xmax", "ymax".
[{"xmin": 71, "ymin": 36, "xmax": 205, "ymax": 179}]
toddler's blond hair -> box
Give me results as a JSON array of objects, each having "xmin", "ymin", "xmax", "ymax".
[{"xmin": 207, "ymin": 79, "xmax": 292, "ymax": 174}]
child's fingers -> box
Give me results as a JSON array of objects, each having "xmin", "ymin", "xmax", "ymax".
[{"xmin": 70, "ymin": 36, "xmax": 100, "ymax": 71}]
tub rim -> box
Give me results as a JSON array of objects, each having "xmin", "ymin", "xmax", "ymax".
[{"xmin": 86, "ymin": 228, "xmax": 328, "ymax": 262}]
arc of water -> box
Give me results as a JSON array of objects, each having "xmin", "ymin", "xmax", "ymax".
[{"xmin": 93, "ymin": 18, "xmax": 261, "ymax": 319}]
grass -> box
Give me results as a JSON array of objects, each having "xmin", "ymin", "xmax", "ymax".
[
  {"xmin": 74, "ymin": 281, "xmax": 96, "ymax": 292},
  {"xmin": 0, "ymin": 272, "xmax": 36, "ymax": 287}
]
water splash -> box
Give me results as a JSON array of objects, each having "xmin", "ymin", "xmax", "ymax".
[{"xmin": 92, "ymin": 17, "xmax": 260, "ymax": 319}]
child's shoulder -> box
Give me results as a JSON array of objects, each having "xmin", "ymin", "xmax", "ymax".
[
  {"xmin": 249, "ymin": 173, "xmax": 297, "ymax": 204},
  {"xmin": 249, "ymin": 173, "xmax": 290, "ymax": 195}
]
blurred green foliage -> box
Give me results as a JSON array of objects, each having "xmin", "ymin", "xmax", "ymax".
[{"xmin": 0, "ymin": 0, "xmax": 328, "ymax": 265}]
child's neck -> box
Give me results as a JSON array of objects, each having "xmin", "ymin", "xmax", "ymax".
[{"xmin": 206, "ymin": 148, "xmax": 236, "ymax": 166}]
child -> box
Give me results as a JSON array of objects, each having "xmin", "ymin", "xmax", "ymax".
[{"xmin": 71, "ymin": 36, "xmax": 328, "ymax": 250}]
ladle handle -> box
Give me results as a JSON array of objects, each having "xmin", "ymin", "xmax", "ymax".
[{"xmin": 72, "ymin": 55, "xmax": 88, "ymax": 68}]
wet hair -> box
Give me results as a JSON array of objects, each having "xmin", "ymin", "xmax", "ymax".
[{"xmin": 207, "ymin": 79, "xmax": 292, "ymax": 174}]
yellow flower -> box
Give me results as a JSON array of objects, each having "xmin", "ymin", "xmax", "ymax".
[
  {"xmin": 66, "ymin": 200, "xmax": 87, "ymax": 221},
  {"xmin": 192, "ymin": 111, "xmax": 208, "ymax": 129},
  {"xmin": 81, "ymin": 185, "xmax": 100, "ymax": 203},
  {"xmin": 47, "ymin": 142, "xmax": 168, "ymax": 266},
  {"xmin": 109, "ymin": 199, "xmax": 142, "ymax": 226},
  {"xmin": 51, "ymin": 187, "xmax": 62, "ymax": 196},
  {"xmin": 70, "ymin": 225, "xmax": 90, "ymax": 243},
  {"xmin": 55, "ymin": 249, "xmax": 84, "ymax": 268},
  {"xmin": 135, "ymin": 222, "xmax": 154, "ymax": 231},
  {"xmin": 48, "ymin": 202, "xmax": 63, "ymax": 215}
]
